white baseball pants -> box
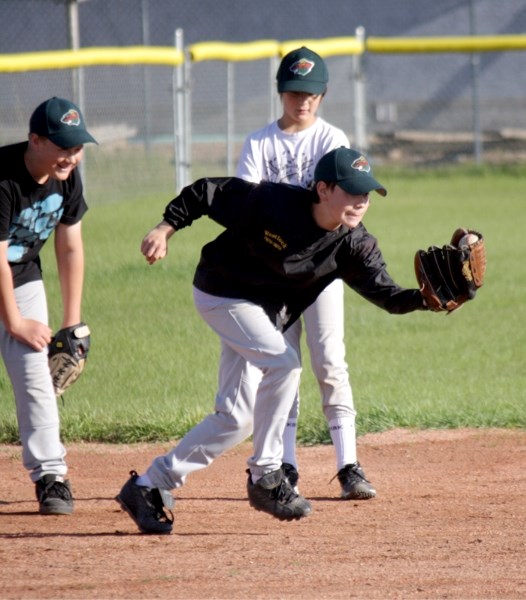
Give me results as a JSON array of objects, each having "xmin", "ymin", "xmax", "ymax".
[
  {"xmin": 244, "ymin": 279, "xmax": 357, "ymax": 468},
  {"xmin": 146, "ymin": 287, "xmax": 302, "ymax": 490}
]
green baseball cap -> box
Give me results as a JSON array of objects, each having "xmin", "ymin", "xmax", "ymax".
[
  {"xmin": 314, "ymin": 147, "xmax": 387, "ymax": 197},
  {"xmin": 277, "ymin": 46, "xmax": 328, "ymax": 95},
  {"xmin": 29, "ymin": 97, "xmax": 97, "ymax": 149}
]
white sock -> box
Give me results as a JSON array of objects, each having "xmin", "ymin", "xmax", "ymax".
[
  {"xmin": 329, "ymin": 416, "xmax": 357, "ymax": 471},
  {"xmin": 136, "ymin": 473, "xmax": 154, "ymax": 488},
  {"xmin": 282, "ymin": 419, "xmax": 298, "ymax": 467}
]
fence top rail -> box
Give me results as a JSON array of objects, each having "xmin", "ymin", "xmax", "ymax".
[
  {"xmin": 0, "ymin": 46, "xmax": 184, "ymax": 73},
  {"xmin": 279, "ymin": 37, "xmax": 364, "ymax": 57},
  {"xmin": 1, "ymin": 33, "xmax": 526, "ymax": 73},
  {"xmin": 366, "ymin": 34, "xmax": 526, "ymax": 53},
  {"xmin": 189, "ymin": 40, "xmax": 280, "ymax": 62},
  {"xmin": 189, "ymin": 37, "xmax": 365, "ymax": 62}
]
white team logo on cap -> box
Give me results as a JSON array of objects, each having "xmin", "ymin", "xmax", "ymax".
[
  {"xmin": 60, "ymin": 109, "xmax": 81, "ymax": 127},
  {"xmin": 289, "ymin": 58, "xmax": 315, "ymax": 76},
  {"xmin": 351, "ymin": 156, "xmax": 371, "ymax": 173}
]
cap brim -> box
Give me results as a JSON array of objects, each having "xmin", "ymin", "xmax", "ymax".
[
  {"xmin": 337, "ymin": 177, "xmax": 387, "ymax": 197},
  {"xmin": 48, "ymin": 130, "xmax": 98, "ymax": 149},
  {"xmin": 278, "ymin": 80, "xmax": 327, "ymax": 95}
]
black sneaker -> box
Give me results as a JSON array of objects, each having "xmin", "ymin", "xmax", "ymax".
[
  {"xmin": 35, "ymin": 474, "xmax": 74, "ymax": 515},
  {"xmin": 337, "ymin": 462, "xmax": 376, "ymax": 500},
  {"xmin": 281, "ymin": 462, "xmax": 299, "ymax": 493},
  {"xmin": 115, "ymin": 470, "xmax": 174, "ymax": 534},
  {"xmin": 247, "ymin": 468, "xmax": 311, "ymax": 520}
]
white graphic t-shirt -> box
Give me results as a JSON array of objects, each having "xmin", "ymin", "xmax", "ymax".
[{"xmin": 236, "ymin": 117, "xmax": 350, "ymax": 188}]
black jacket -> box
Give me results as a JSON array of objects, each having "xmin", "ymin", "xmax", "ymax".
[{"xmin": 163, "ymin": 177, "xmax": 424, "ymax": 330}]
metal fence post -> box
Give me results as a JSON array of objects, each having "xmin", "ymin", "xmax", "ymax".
[
  {"xmin": 184, "ymin": 53, "xmax": 192, "ymax": 188},
  {"xmin": 141, "ymin": 0, "xmax": 152, "ymax": 153},
  {"xmin": 173, "ymin": 28, "xmax": 186, "ymax": 192},
  {"xmin": 270, "ymin": 54, "xmax": 280, "ymax": 123},
  {"xmin": 226, "ymin": 61, "xmax": 235, "ymax": 175},
  {"xmin": 469, "ymin": 0, "xmax": 483, "ymax": 164},
  {"xmin": 352, "ymin": 26, "xmax": 367, "ymax": 152},
  {"xmin": 65, "ymin": 0, "xmax": 86, "ymax": 185}
]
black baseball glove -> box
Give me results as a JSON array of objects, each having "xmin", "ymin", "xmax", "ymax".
[
  {"xmin": 48, "ymin": 323, "xmax": 91, "ymax": 396},
  {"xmin": 415, "ymin": 228, "xmax": 486, "ymax": 313}
]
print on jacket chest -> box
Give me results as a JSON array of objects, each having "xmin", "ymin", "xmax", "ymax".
[{"xmin": 263, "ymin": 229, "xmax": 288, "ymax": 251}]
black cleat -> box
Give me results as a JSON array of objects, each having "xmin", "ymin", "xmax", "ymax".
[
  {"xmin": 116, "ymin": 470, "xmax": 174, "ymax": 534},
  {"xmin": 247, "ymin": 468, "xmax": 311, "ymax": 521},
  {"xmin": 281, "ymin": 462, "xmax": 299, "ymax": 493},
  {"xmin": 337, "ymin": 462, "xmax": 376, "ymax": 500},
  {"xmin": 35, "ymin": 474, "xmax": 74, "ymax": 515}
]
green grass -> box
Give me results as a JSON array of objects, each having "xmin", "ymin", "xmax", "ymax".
[{"xmin": 0, "ymin": 165, "xmax": 524, "ymax": 444}]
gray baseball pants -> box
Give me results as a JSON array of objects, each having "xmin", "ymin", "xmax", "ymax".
[
  {"xmin": 249, "ymin": 278, "xmax": 356, "ymax": 422},
  {"xmin": 146, "ymin": 287, "xmax": 302, "ymax": 490},
  {"xmin": 0, "ymin": 280, "xmax": 67, "ymax": 482}
]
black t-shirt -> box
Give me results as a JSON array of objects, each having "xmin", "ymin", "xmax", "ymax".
[{"xmin": 0, "ymin": 142, "xmax": 88, "ymax": 288}]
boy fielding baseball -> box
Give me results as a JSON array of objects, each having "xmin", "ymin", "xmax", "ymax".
[{"xmin": 116, "ymin": 147, "xmax": 429, "ymax": 534}]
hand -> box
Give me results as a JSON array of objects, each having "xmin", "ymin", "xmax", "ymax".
[
  {"xmin": 9, "ymin": 318, "xmax": 52, "ymax": 351},
  {"xmin": 140, "ymin": 221, "xmax": 175, "ymax": 265}
]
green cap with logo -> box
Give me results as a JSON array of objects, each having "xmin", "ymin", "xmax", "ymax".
[
  {"xmin": 314, "ymin": 147, "xmax": 387, "ymax": 197},
  {"xmin": 29, "ymin": 97, "xmax": 97, "ymax": 149},
  {"xmin": 277, "ymin": 46, "xmax": 328, "ymax": 95}
]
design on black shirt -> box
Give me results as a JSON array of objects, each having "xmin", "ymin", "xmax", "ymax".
[{"xmin": 8, "ymin": 193, "xmax": 63, "ymax": 262}]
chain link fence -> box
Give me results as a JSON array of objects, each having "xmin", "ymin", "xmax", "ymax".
[{"xmin": 1, "ymin": 0, "xmax": 525, "ymax": 204}]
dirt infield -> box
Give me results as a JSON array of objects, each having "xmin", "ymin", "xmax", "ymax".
[{"xmin": 1, "ymin": 428, "xmax": 524, "ymax": 600}]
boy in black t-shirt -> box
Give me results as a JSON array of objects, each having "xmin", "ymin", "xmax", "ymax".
[{"xmin": 0, "ymin": 97, "xmax": 96, "ymax": 515}]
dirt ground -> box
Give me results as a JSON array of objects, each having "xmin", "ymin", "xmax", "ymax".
[{"xmin": 0, "ymin": 428, "xmax": 524, "ymax": 600}]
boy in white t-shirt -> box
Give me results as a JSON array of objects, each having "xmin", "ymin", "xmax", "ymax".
[{"xmin": 236, "ymin": 47, "xmax": 376, "ymax": 500}]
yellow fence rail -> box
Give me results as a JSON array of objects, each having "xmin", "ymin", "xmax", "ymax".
[
  {"xmin": 189, "ymin": 40, "xmax": 279, "ymax": 62},
  {"xmin": 1, "ymin": 34, "xmax": 526, "ymax": 73},
  {"xmin": 366, "ymin": 34, "xmax": 526, "ymax": 54},
  {"xmin": 0, "ymin": 46, "xmax": 184, "ymax": 73},
  {"xmin": 278, "ymin": 37, "xmax": 365, "ymax": 57}
]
